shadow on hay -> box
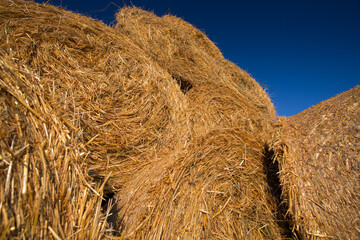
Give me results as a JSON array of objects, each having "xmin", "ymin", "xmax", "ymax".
[
  {"xmin": 172, "ymin": 74, "xmax": 193, "ymax": 94},
  {"xmin": 101, "ymin": 190, "xmax": 123, "ymax": 236},
  {"xmin": 263, "ymin": 144, "xmax": 301, "ymax": 240}
]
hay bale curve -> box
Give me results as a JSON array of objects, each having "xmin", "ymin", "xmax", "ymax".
[
  {"xmin": 0, "ymin": 0, "xmax": 190, "ymax": 192},
  {"xmin": 115, "ymin": 7, "xmax": 276, "ymax": 121},
  {"xmin": 113, "ymin": 7, "xmax": 285, "ymax": 239},
  {"xmin": 0, "ymin": 0, "xmax": 187, "ymax": 238},
  {"xmin": 0, "ymin": 1, "xmax": 291, "ymax": 239},
  {"xmin": 115, "ymin": 128, "xmax": 283, "ymax": 239},
  {"xmin": 273, "ymin": 85, "xmax": 360, "ymax": 239}
]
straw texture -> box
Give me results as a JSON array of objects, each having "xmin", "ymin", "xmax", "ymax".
[
  {"xmin": 0, "ymin": 1, "xmax": 113, "ymax": 238},
  {"xmin": 115, "ymin": 7, "xmax": 276, "ymax": 121},
  {"xmin": 113, "ymin": 6, "xmax": 284, "ymax": 239},
  {"xmin": 1, "ymin": 1, "xmax": 281, "ymax": 239},
  {"xmin": 273, "ymin": 85, "xmax": 360, "ymax": 239},
  {"xmin": 0, "ymin": 0, "xmax": 185, "ymax": 238},
  {"xmin": 116, "ymin": 128, "xmax": 286, "ymax": 239},
  {"xmin": 4, "ymin": 1, "xmax": 357, "ymax": 240}
]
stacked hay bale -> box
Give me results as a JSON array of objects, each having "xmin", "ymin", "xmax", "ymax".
[
  {"xmin": 114, "ymin": 7, "xmax": 285, "ymax": 239},
  {"xmin": 0, "ymin": 2, "xmax": 111, "ymax": 238},
  {"xmin": 116, "ymin": 7, "xmax": 275, "ymax": 122},
  {"xmin": 0, "ymin": 76, "xmax": 110, "ymax": 239},
  {"xmin": 0, "ymin": 0, "xmax": 191, "ymax": 191},
  {"xmin": 1, "ymin": 1, "xmax": 313, "ymax": 239},
  {"xmin": 273, "ymin": 85, "xmax": 360, "ymax": 239},
  {"xmin": 0, "ymin": 0, "xmax": 188, "ymax": 238},
  {"xmin": 116, "ymin": 129, "xmax": 285, "ymax": 239}
]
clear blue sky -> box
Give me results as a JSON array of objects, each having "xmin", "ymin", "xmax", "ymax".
[{"xmin": 35, "ymin": 0, "xmax": 359, "ymax": 116}]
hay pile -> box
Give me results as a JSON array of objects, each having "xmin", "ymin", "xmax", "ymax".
[
  {"xmin": 113, "ymin": 7, "xmax": 284, "ymax": 239},
  {"xmin": 273, "ymin": 85, "xmax": 360, "ymax": 239},
  {"xmin": 0, "ymin": 0, "xmax": 191, "ymax": 192},
  {"xmin": 1, "ymin": 0, "xmax": 283, "ymax": 239},
  {"xmin": 0, "ymin": 1, "xmax": 114, "ymax": 237},
  {"xmin": 3, "ymin": 0, "xmax": 358, "ymax": 239},
  {"xmin": 116, "ymin": 129, "xmax": 285, "ymax": 239},
  {"xmin": 0, "ymin": 0, "xmax": 187, "ymax": 238},
  {"xmin": 115, "ymin": 7, "xmax": 276, "ymax": 123}
]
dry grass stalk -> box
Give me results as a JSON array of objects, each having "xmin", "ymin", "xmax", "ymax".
[
  {"xmin": 1, "ymin": 0, "xmax": 288, "ymax": 239},
  {"xmin": 273, "ymin": 85, "xmax": 360, "ymax": 239},
  {"xmin": 0, "ymin": 0, "xmax": 173, "ymax": 238},
  {"xmin": 115, "ymin": 7, "xmax": 276, "ymax": 121},
  {"xmin": 113, "ymin": 6, "xmax": 285, "ymax": 239},
  {"xmin": 0, "ymin": 60, "xmax": 111, "ymax": 238},
  {"xmin": 115, "ymin": 129, "xmax": 283, "ymax": 239}
]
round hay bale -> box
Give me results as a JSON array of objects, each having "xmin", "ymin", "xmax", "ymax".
[
  {"xmin": 0, "ymin": 63, "xmax": 110, "ymax": 238},
  {"xmin": 0, "ymin": 2, "xmax": 112, "ymax": 237},
  {"xmin": 115, "ymin": 7, "xmax": 276, "ymax": 120},
  {"xmin": 1, "ymin": 1, "xmax": 285, "ymax": 239},
  {"xmin": 115, "ymin": 129, "xmax": 283, "ymax": 239},
  {"xmin": 186, "ymin": 83, "xmax": 273, "ymax": 140},
  {"xmin": 0, "ymin": 0, "xmax": 189, "ymax": 192},
  {"xmin": 113, "ymin": 7, "xmax": 284, "ymax": 239},
  {"xmin": 273, "ymin": 85, "xmax": 360, "ymax": 239},
  {"xmin": 113, "ymin": 81, "xmax": 283, "ymax": 239},
  {"xmin": 0, "ymin": 0, "xmax": 186, "ymax": 237},
  {"xmin": 114, "ymin": 80, "xmax": 284, "ymax": 238}
]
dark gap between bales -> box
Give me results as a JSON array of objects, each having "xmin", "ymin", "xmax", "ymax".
[
  {"xmin": 172, "ymin": 75, "xmax": 193, "ymax": 94},
  {"xmin": 263, "ymin": 144, "xmax": 301, "ymax": 240},
  {"xmin": 101, "ymin": 190, "xmax": 122, "ymax": 236}
]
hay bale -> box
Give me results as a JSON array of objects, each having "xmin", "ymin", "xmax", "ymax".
[
  {"xmin": 186, "ymin": 83, "xmax": 272, "ymax": 140},
  {"xmin": 273, "ymin": 85, "xmax": 360, "ymax": 239},
  {"xmin": 0, "ymin": 70, "xmax": 110, "ymax": 239},
  {"xmin": 0, "ymin": 8, "xmax": 111, "ymax": 240},
  {"xmin": 0, "ymin": 0, "xmax": 186, "ymax": 237},
  {"xmin": 0, "ymin": 0, "xmax": 189, "ymax": 192},
  {"xmin": 115, "ymin": 7, "xmax": 276, "ymax": 121},
  {"xmin": 113, "ymin": 81, "xmax": 282, "ymax": 239},
  {"xmin": 113, "ymin": 8, "xmax": 284, "ymax": 239},
  {"xmin": 114, "ymin": 81, "xmax": 285, "ymax": 238},
  {"xmin": 1, "ymin": 1, "xmax": 284, "ymax": 239},
  {"xmin": 115, "ymin": 129, "xmax": 283, "ymax": 239}
]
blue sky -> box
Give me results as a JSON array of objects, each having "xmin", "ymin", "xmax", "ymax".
[{"xmin": 35, "ymin": 0, "xmax": 359, "ymax": 116}]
